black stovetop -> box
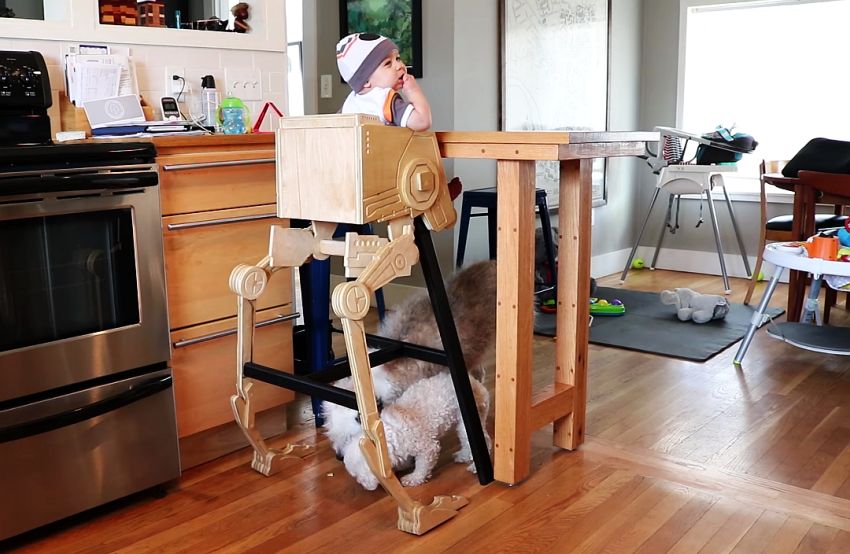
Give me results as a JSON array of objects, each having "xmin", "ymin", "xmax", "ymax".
[{"xmin": 0, "ymin": 142, "xmax": 156, "ymax": 174}]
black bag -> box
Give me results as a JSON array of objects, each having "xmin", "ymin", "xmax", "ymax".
[
  {"xmin": 782, "ymin": 138, "xmax": 850, "ymax": 177},
  {"xmin": 696, "ymin": 129, "xmax": 758, "ymax": 165}
]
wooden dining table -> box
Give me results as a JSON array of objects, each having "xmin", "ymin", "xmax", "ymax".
[
  {"xmin": 763, "ymin": 171, "xmax": 850, "ymax": 321},
  {"xmin": 436, "ymin": 130, "xmax": 657, "ymax": 484}
]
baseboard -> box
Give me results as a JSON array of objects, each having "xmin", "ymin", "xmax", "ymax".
[
  {"xmin": 605, "ymin": 246, "xmax": 789, "ymax": 283},
  {"xmin": 179, "ymin": 407, "xmax": 287, "ymax": 470}
]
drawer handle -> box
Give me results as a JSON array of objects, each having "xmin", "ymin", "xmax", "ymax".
[
  {"xmin": 167, "ymin": 213, "xmax": 277, "ymax": 231},
  {"xmin": 162, "ymin": 158, "xmax": 275, "ymax": 171},
  {"xmin": 172, "ymin": 312, "xmax": 299, "ymax": 349}
]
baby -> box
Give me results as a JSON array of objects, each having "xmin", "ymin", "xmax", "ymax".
[
  {"xmin": 336, "ymin": 32, "xmax": 462, "ymax": 208},
  {"xmin": 336, "ymin": 32, "xmax": 431, "ymax": 130}
]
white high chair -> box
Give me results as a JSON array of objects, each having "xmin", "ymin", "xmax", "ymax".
[{"xmin": 620, "ymin": 127, "xmax": 752, "ymax": 293}]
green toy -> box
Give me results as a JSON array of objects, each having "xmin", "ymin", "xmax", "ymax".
[
  {"xmin": 590, "ymin": 297, "xmax": 625, "ymax": 316},
  {"xmin": 631, "ymin": 258, "xmax": 645, "ymax": 269}
]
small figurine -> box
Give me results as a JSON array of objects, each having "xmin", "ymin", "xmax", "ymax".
[{"xmin": 231, "ymin": 2, "xmax": 250, "ymax": 33}]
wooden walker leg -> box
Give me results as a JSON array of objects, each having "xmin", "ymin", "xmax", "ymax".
[
  {"xmin": 229, "ymin": 261, "xmax": 311, "ymax": 476},
  {"xmin": 332, "ymin": 230, "xmax": 467, "ymax": 535}
]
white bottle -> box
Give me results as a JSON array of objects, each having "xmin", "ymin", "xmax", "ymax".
[{"xmin": 200, "ymin": 75, "xmax": 220, "ymax": 131}]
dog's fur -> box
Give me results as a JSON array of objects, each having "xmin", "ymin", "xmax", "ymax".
[
  {"xmin": 370, "ymin": 259, "xmax": 496, "ymax": 403},
  {"xmin": 327, "ymin": 372, "xmax": 491, "ymax": 489}
]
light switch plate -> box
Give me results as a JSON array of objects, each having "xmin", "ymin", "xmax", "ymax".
[
  {"xmin": 225, "ymin": 68, "xmax": 263, "ymax": 101},
  {"xmin": 320, "ymin": 74, "xmax": 333, "ymax": 98}
]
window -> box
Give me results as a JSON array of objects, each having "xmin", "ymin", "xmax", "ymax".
[
  {"xmin": 286, "ymin": 0, "xmax": 304, "ymax": 116},
  {"xmin": 680, "ymin": 0, "xmax": 850, "ymax": 187}
]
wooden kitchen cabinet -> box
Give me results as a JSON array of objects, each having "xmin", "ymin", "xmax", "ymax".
[{"xmin": 153, "ymin": 136, "xmax": 294, "ymax": 466}]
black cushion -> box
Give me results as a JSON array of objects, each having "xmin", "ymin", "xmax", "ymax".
[
  {"xmin": 782, "ymin": 138, "xmax": 850, "ymax": 177},
  {"xmin": 765, "ymin": 213, "xmax": 848, "ymax": 231}
]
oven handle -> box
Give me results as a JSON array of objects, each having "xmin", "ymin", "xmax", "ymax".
[
  {"xmin": 161, "ymin": 158, "xmax": 274, "ymax": 171},
  {"xmin": 2, "ymin": 171, "xmax": 159, "ymax": 196},
  {"xmin": 166, "ymin": 212, "xmax": 277, "ymax": 230},
  {"xmin": 173, "ymin": 312, "xmax": 299, "ymax": 349},
  {"xmin": 0, "ymin": 375, "xmax": 173, "ymax": 444}
]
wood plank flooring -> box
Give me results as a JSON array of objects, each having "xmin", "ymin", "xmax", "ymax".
[{"xmin": 5, "ymin": 270, "xmax": 850, "ymax": 553}]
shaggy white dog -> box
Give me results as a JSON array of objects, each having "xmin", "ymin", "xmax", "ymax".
[
  {"xmin": 324, "ymin": 372, "xmax": 490, "ymax": 489},
  {"xmin": 369, "ymin": 260, "xmax": 496, "ymax": 404}
]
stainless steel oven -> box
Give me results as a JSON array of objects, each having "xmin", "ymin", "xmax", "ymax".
[{"xmin": 0, "ymin": 142, "xmax": 180, "ymax": 541}]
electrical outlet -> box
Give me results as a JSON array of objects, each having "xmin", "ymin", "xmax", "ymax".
[
  {"xmin": 320, "ymin": 74, "xmax": 333, "ymax": 98},
  {"xmin": 164, "ymin": 66, "xmax": 186, "ymax": 100},
  {"xmin": 224, "ymin": 68, "xmax": 262, "ymax": 101}
]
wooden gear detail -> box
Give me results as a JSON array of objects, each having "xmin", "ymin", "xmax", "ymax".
[{"xmin": 230, "ymin": 114, "xmax": 482, "ymax": 534}]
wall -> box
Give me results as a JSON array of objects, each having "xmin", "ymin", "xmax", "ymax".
[{"xmin": 0, "ymin": 0, "xmax": 287, "ymax": 124}]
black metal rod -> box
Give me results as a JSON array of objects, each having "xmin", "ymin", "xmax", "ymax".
[
  {"xmin": 414, "ymin": 216, "xmax": 494, "ymax": 485},
  {"xmin": 244, "ymin": 362, "xmax": 358, "ymax": 410}
]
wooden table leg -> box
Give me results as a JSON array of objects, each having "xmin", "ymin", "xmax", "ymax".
[
  {"xmin": 494, "ymin": 159, "xmax": 536, "ymax": 485},
  {"xmin": 554, "ymin": 159, "xmax": 590, "ymax": 449},
  {"xmin": 788, "ymin": 185, "xmax": 817, "ymax": 321}
]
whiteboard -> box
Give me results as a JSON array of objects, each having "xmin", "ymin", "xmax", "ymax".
[{"xmin": 502, "ymin": 0, "xmax": 609, "ymax": 207}]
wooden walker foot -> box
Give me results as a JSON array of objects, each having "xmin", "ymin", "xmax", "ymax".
[{"xmin": 230, "ymin": 383, "xmax": 311, "ymax": 477}]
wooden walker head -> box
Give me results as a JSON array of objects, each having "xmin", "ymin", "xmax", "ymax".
[{"xmin": 276, "ymin": 114, "xmax": 455, "ymax": 230}]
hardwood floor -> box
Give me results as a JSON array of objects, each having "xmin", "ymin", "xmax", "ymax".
[{"xmin": 6, "ymin": 270, "xmax": 850, "ymax": 553}]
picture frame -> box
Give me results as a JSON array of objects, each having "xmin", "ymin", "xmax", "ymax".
[
  {"xmin": 339, "ymin": 0, "xmax": 423, "ymax": 78},
  {"xmin": 500, "ymin": 0, "xmax": 611, "ymax": 207}
]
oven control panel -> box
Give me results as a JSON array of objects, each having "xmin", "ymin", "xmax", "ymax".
[{"xmin": 0, "ymin": 50, "xmax": 51, "ymax": 108}]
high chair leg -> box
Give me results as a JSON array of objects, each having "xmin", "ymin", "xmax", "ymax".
[
  {"xmin": 705, "ymin": 187, "xmax": 731, "ymax": 293},
  {"xmin": 620, "ymin": 188, "xmax": 661, "ymax": 283},
  {"xmin": 650, "ymin": 194, "xmax": 675, "ymax": 269}
]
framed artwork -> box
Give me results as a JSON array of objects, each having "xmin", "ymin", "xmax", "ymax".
[
  {"xmin": 339, "ymin": 0, "xmax": 423, "ymax": 78},
  {"xmin": 501, "ymin": 0, "xmax": 610, "ymax": 207}
]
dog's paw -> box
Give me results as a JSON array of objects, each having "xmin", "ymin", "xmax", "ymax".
[
  {"xmin": 466, "ymin": 462, "xmax": 477, "ymax": 474},
  {"xmin": 400, "ymin": 473, "xmax": 429, "ymax": 487}
]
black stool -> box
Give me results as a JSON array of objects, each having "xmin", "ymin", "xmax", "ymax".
[{"xmin": 456, "ymin": 187, "xmax": 557, "ymax": 283}]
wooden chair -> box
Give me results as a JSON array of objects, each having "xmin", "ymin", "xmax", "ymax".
[{"xmin": 744, "ymin": 160, "xmax": 848, "ymax": 312}]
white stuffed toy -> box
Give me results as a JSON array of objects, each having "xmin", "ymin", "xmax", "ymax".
[{"xmin": 660, "ymin": 287, "xmax": 730, "ymax": 324}]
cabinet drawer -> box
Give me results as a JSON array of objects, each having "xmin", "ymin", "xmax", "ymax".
[
  {"xmin": 158, "ymin": 150, "xmax": 276, "ymax": 215},
  {"xmin": 163, "ymin": 205, "xmax": 291, "ymax": 330},
  {"xmin": 171, "ymin": 306, "xmax": 296, "ymax": 438}
]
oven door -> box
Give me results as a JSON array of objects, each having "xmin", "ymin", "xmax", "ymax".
[{"xmin": 0, "ymin": 168, "xmax": 170, "ymax": 402}]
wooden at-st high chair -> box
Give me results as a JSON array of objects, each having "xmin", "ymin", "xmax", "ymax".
[{"xmin": 228, "ymin": 114, "xmax": 492, "ymax": 535}]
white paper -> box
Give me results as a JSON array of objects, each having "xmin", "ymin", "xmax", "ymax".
[
  {"xmin": 64, "ymin": 53, "xmax": 139, "ymax": 105},
  {"xmin": 79, "ymin": 63, "xmax": 121, "ymax": 103}
]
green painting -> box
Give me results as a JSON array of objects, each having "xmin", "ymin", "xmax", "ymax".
[{"xmin": 340, "ymin": 0, "xmax": 422, "ymax": 77}]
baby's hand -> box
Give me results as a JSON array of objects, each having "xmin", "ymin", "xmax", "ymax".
[{"xmin": 401, "ymin": 74, "xmax": 421, "ymax": 94}]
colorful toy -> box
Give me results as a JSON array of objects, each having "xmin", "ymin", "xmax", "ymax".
[
  {"xmin": 838, "ymin": 219, "xmax": 850, "ymax": 248},
  {"xmin": 589, "ymin": 297, "xmax": 625, "ymax": 316},
  {"xmin": 631, "ymin": 257, "xmax": 645, "ymax": 269}
]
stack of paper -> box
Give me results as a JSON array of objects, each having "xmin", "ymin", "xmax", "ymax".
[{"xmin": 64, "ymin": 52, "xmax": 139, "ymax": 106}]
